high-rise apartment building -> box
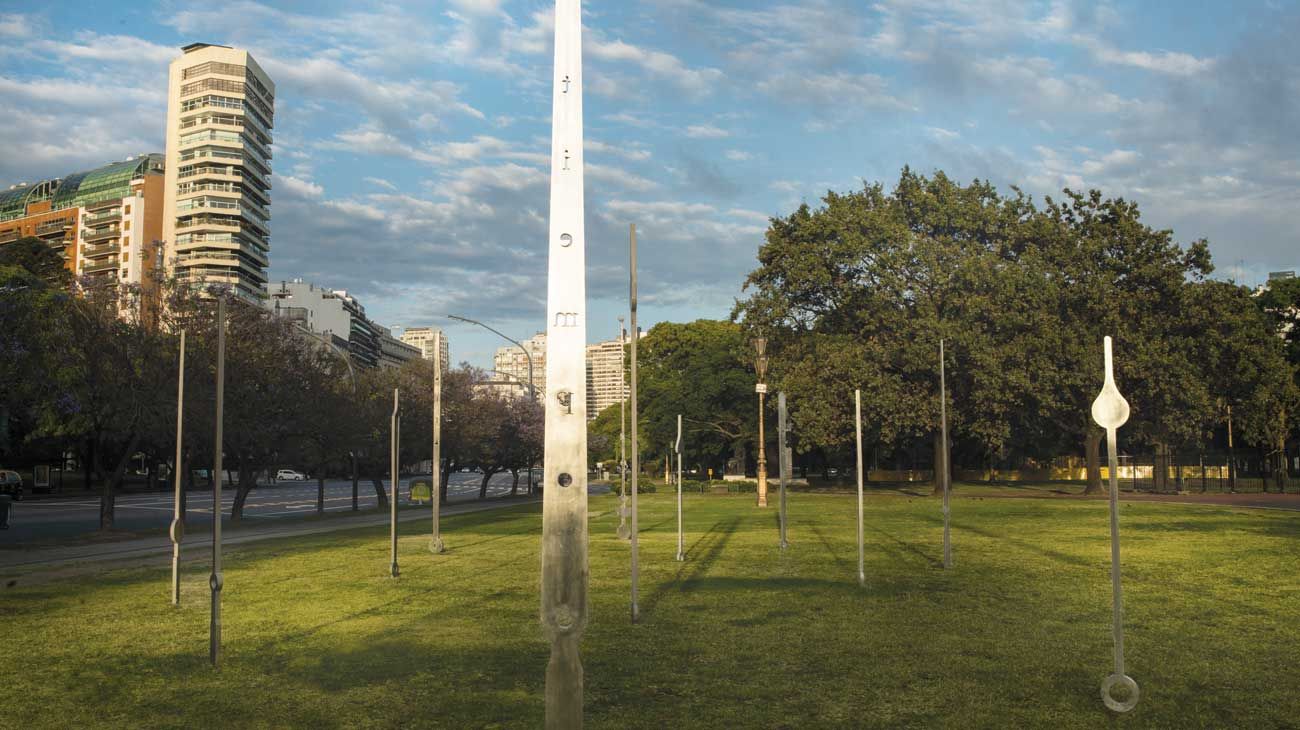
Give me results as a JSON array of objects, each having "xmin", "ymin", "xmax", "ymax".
[
  {"xmin": 400, "ymin": 327, "xmax": 451, "ymax": 371},
  {"xmin": 493, "ymin": 332, "xmax": 547, "ymax": 400},
  {"xmin": 585, "ymin": 337, "xmax": 628, "ymax": 421},
  {"xmin": 163, "ymin": 43, "xmax": 275, "ymax": 304},
  {"xmin": 0, "ymin": 154, "xmax": 166, "ymax": 323},
  {"xmin": 268, "ymin": 279, "xmax": 380, "ymax": 369}
]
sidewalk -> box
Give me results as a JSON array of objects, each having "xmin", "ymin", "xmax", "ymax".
[{"xmin": 0, "ymin": 495, "xmax": 539, "ymax": 580}]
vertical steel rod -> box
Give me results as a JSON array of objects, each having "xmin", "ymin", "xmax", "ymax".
[
  {"xmin": 617, "ymin": 317, "xmax": 629, "ymax": 540},
  {"xmin": 209, "ymin": 298, "xmax": 225, "ymax": 668},
  {"xmin": 390, "ymin": 387, "xmax": 400, "ymax": 578},
  {"xmin": 171, "ymin": 329, "xmax": 185, "ymax": 605},
  {"xmin": 432, "ymin": 332, "xmax": 445, "ymax": 553},
  {"xmin": 675, "ymin": 414, "xmax": 684, "ymax": 561},
  {"xmin": 629, "ymin": 224, "xmax": 640, "ymax": 623},
  {"xmin": 777, "ymin": 392, "xmax": 789, "ymax": 550},
  {"xmin": 855, "ymin": 389, "xmax": 864, "ymax": 587},
  {"xmin": 940, "ymin": 339, "xmax": 952, "ymax": 569}
]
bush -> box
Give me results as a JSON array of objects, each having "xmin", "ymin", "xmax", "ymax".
[{"xmin": 725, "ymin": 480, "xmax": 757, "ymax": 494}]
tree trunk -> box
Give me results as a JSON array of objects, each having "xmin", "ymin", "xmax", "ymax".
[
  {"xmin": 1174, "ymin": 450, "xmax": 1184, "ymax": 492},
  {"xmin": 83, "ymin": 438, "xmax": 93, "ymax": 492},
  {"xmin": 510, "ymin": 468, "xmax": 520, "ymax": 496},
  {"xmin": 479, "ymin": 469, "xmax": 494, "ymax": 500},
  {"xmin": 371, "ymin": 477, "xmax": 389, "ymax": 509},
  {"xmin": 230, "ymin": 466, "xmax": 258, "ymax": 523},
  {"xmin": 351, "ymin": 453, "xmax": 359, "ymax": 511},
  {"xmin": 317, "ymin": 474, "xmax": 326, "ymax": 515},
  {"xmin": 1153, "ymin": 444, "xmax": 1168, "ymax": 493},
  {"xmin": 1083, "ymin": 428, "xmax": 1103, "ymax": 495},
  {"xmin": 439, "ymin": 462, "xmax": 450, "ymax": 504},
  {"xmin": 95, "ymin": 436, "xmax": 112, "ymax": 529},
  {"xmin": 931, "ymin": 430, "xmax": 945, "ymax": 496}
]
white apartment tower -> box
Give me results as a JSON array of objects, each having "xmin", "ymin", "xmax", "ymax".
[
  {"xmin": 163, "ymin": 43, "xmax": 275, "ymax": 303},
  {"xmin": 400, "ymin": 327, "xmax": 451, "ymax": 371}
]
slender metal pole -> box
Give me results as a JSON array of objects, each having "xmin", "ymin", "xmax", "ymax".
[
  {"xmin": 629, "ymin": 223, "xmax": 640, "ymax": 623},
  {"xmin": 757, "ymin": 390, "xmax": 768, "ymax": 507},
  {"xmin": 855, "ymin": 389, "xmax": 864, "ymax": 587},
  {"xmin": 617, "ymin": 317, "xmax": 629, "ymax": 540},
  {"xmin": 676, "ymin": 414, "xmax": 684, "ymax": 561},
  {"xmin": 940, "ymin": 339, "xmax": 952, "ymax": 569},
  {"xmin": 432, "ymin": 332, "xmax": 445, "ymax": 553},
  {"xmin": 390, "ymin": 388, "xmax": 400, "ymax": 577},
  {"xmin": 209, "ymin": 300, "xmax": 225, "ymax": 668},
  {"xmin": 777, "ymin": 391, "xmax": 789, "ymax": 550},
  {"xmin": 170, "ymin": 329, "xmax": 185, "ymax": 606},
  {"xmin": 542, "ymin": 3, "xmax": 589, "ymax": 723}
]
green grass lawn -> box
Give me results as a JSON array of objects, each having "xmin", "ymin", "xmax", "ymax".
[{"xmin": 3, "ymin": 492, "xmax": 1298, "ymax": 728}]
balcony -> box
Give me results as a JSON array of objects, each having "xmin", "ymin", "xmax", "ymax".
[
  {"xmin": 85, "ymin": 198, "xmax": 122, "ymax": 212},
  {"xmin": 83, "ymin": 210, "xmax": 121, "ymax": 226},
  {"xmin": 0, "ymin": 230, "xmax": 20, "ymax": 244},
  {"xmin": 82, "ymin": 257, "xmax": 120, "ymax": 274},
  {"xmin": 36, "ymin": 219, "xmax": 74, "ymax": 235},
  {"xmin": 82, "ymin": 227, "xmax": 120, "ymax": 243},
  {"xmin": 82, "ymin": 242, "xmax": 118, "ymax": 258}
]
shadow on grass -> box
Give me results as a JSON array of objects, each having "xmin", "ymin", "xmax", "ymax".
[
  {"xmin": 917, "ymin": 513, "xmax": 1092, "ymax": 569},
  {"xmin": 867, "ymin": 525, "xmax": 942, "ymax": 569},
  {"xmin": 640, "ymin": 517, "xmax": 740, "ymax": 620}
]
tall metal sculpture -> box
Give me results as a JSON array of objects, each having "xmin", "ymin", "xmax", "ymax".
[
  {"xmin": 940, "ymin": 340, "xmax": 952, "ymax": 569},
  {"xmin": 617, "ymin": 317, "xmax": 630, "ymax": 540},
  {"xmin": 777, "ymin": 392, "xmax": 789, "ymax": 550},
  {"xmin": 629, "ymin": 225, "xmax": 641, "ymax": 624},
  {"xmin": 675, "ymin": 414, "xmax": 684, "ymax": 562},
  {"xmin": 753, "ymin": 337, "xmax": 769, "ymax": 507},
  {"xmin": 1091, "ymin": 336, "xmax": 1139, "ymax": 712},
  {"xmin": 171, "ymin": 329, "xmax": 186, "ymax": 606},
  {"xmin": 390, "ymin": 388, "xmax": 400, "ymax": 578},
  {"xmin": 854, "ymin": 389, "xmax": 865, "ymax": 587},
  {"xmin": 209, "ymin": 299, "xmax": 226, "ymax": 667},
  {"xmin": 541, "ymin": 0, "xmax": 589, "ymax": 724},
  {"xmin": 431, "ymin": 331, "xmax": 446, "ymax": 554}
]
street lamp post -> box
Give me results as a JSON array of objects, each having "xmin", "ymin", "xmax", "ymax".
[
  {"xmin": 448, "ymin": 313, "xmax": 537, "ymax": 494},
  {"xmin": 753, "ymin": 337, "xmax": 769, "ymax": 507}
]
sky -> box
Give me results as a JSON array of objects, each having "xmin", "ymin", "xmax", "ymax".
[{"xmin": 1, "ymin": 1, "xmax": 1297, "ymax": 368}]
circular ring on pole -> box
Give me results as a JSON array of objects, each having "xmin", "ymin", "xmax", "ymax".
[
  {"xmin": 1100, "ymin": 673, "xmax": 1139, "ymax": 713},
  {"xmin": 169, "ymin": 519, "xmax": 185, "ymax": 544},
  {"xmin": 558, "ymin": 473, "xmax": 573, "ymax": 488}
]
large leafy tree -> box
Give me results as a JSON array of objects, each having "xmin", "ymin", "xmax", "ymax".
[{"xmin": 635, "ymin": 320, "xmax": 758, "ymax": 476}]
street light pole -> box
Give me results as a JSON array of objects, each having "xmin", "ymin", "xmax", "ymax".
[{"xmin": 753, "ymin": 337, "xmax": 769, "ymax": 507}]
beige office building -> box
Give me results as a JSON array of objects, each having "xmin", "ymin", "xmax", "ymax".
[
  {"xmin": 400, "ymin": 327, "xmax": 451, "ymax": 371},
  {"xmin": 162, "ymin": 43, "xmax": 275, "ymax": 304}
]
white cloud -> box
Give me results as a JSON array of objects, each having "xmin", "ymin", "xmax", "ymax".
[
  {"xmin": 279, "ymin": 175, "xmax": 324, "ymax": 200},
  {"xmin": 724, "ymin": 150, "xmax": 752, "ymax": 161},
  {"xmin": 363, "ymin": 176, "xmax": 397, "ymax": 191},
  {"xmin": 685, "ymin": 124, "xmax": 730, "ymax": 139}
]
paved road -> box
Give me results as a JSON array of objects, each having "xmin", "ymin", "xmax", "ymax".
[{"xmin": 0, "ymin": 472, "xmax": 533, "ymax": 546}]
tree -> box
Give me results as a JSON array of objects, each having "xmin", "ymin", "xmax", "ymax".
[
  {"xmin": 0, "ymin": 236, "xmax": 72, "ymax": 287},
  {"xmin": 636, "ymin": 320, "xmax": 758, "ymax": 476}
]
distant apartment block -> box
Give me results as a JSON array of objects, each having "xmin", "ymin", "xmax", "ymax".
[
  {"xmin": 493, "ymin": 332, "xmax": 547, "ymax": 400},
  {"xmin": 585, "ymin": 337, "xmax": 628, "ymax": 421},
  {"xmin": 377, "ymin": 331, "xmax": 423, "ymax": 371},
  {"xmin": 163, "ymin": 43, "xmax": 275, "ymax": 304},
  {"xmin": 0, "ymin": 154, "xmax": 166, "ymax": 322},
  {"xmin": 400, "ymin": 327, "xmax": 451, "ymax": 370},
  {"xmin": 268, "ymin": 279, "xmax": 381, "ymax": 369}
]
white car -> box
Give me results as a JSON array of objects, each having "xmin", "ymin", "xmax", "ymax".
[{"xmin": 275, "ymin": 469, "xmax": 307, "ymax": 481}]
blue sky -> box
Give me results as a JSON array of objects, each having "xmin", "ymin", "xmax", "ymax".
[{"xmin": 2, "ymin": 1, "xmax": 1297, "ymax": 367}]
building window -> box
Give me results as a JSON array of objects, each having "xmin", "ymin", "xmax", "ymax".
[
  {"xmin": 124, "ymin": 221, "xmax": 131, "ymax": 230},
  {"xmin": 124, "ymin": 205, "xmax": 131, "ymax": 214}
]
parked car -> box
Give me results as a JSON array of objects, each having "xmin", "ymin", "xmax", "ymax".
[
  {"xmin": 0, "ymin": 470, "xmax": 24, "ymax": 501},
  {"xmin": 275, "ymin": 469, "xmax": 307, "ymax": 481}
]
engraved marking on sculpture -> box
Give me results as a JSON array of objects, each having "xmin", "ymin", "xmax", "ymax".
[
  {"xmin": 555, "ymin": 311, "xmax": 579, "ymax": 327},
  {"xmin": 557, "ymin": 390, "xmax": 573, "ymax": 414},
  {"xmin": 563, "ymin": 149, "xmax": 571, "ymax": 170},
  {"xmin": 562, "ymin": 75, "xmax": 571, "ymax": 93},
  {"xmin": 560, "ymin": 233, "xmax": 573, "ymax": 247}
]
